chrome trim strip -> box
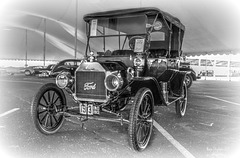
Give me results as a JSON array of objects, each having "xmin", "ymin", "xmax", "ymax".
[{"xmin": 73, "ymin": 94, "xmax": 108, "ymax": 103}]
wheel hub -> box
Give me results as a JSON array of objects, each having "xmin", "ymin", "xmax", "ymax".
[{"xmin": 47, "ymin": 103, "xmax": 57, "ymax": 114}]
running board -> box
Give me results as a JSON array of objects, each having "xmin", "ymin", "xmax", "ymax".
[
  {"xmin": 60, "ymin": 111, "xmax": 130, "ymax": 125},
  {"xmin": 166, "ymin": 96, "xmax": 182, "ymax": 106}
]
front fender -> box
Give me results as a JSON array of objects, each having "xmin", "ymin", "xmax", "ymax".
[{"xmin": 130, "ymin": 77, "xmax": 165, "ymax": 106}]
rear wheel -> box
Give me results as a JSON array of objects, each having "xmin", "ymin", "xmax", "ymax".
[
  {"xmin": 31, "ymin": 83, "xmax": 66, "ymax": 134},
  {"xmin": 175, "ymin": 83, "xmax": 187, "ymax": 117},
  {"xmin": 129, "ymin": 88, "xmax": 154, "ymax": 151},
  {"xmin": 185, "ymin": 74, "xmax": 193, "ymax": 88}
]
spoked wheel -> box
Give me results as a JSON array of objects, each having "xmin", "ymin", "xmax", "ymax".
[
  {"xmin": 129, "ymin": 88, "xmax": 154, "ymax": 151},
  {"xmin": 31, "ymin": 83, "xmax": 66, "ymax": 134},
  {"xmin": 175, "ymin": 82, "xmax": 187, "ymax": 117}
]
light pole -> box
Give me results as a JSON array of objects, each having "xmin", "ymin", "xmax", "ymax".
[
  {"xmin": 43, "ymin": 18, "xmax": 46, "ymax": 66},
  {"xmin": 74, "ymin": 0, "xmax": 78, "ymax": 59},
  {"xmin": 25, "ymin": 29, "xmax": 28, "ymax": 67}
]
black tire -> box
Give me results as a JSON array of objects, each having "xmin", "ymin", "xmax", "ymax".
[
  {"xmin": 175, "ymin": 82, "xmax": 187, "ymax": 117},
  {"xmin": 25, "ymin": 70, "xmax": 31, "ymax": 76},
  {"xmin": 129, "ymin": 88, "xmax": 154, "ymax": 151},
  {"xmin": 185, "ymin": 74, "xmax": 193, "ymax": 88},
  {"xmin": 31, "ymin": 83, "xmax": 66, "ymax": 135}
]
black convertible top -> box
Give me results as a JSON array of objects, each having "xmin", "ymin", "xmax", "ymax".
[{"xmin": 83, "ymin": 7, "xmax": 185, "ymax": 30}]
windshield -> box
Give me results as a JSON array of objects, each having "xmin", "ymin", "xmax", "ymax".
[{"xmin": 86, "ymin": 15, "xmax": 147, "ymax": 55}]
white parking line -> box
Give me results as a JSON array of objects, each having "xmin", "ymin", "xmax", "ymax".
[
  {"xmin": 153, "ymin": 120, "xmax": 196, "ymax": 158},
  {"xmin": 12, "ymin": 94, "xmax": 31, "ymax": 105},
  {"xmin": 205, "ymin": 95, "xmax": 240, "ymax": 106},
  {"xmin": 0, "ymin": 108, "xmax": 20, "ymax": 118}
]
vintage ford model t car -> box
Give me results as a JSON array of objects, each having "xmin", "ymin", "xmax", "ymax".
[{"xmin": 31, "ymin": 7, "xmax": 188, "ymax": 151}]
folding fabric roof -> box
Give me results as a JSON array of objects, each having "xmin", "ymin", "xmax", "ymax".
[{"xmin": 83, "ymin": 7, "xmax": 185, "ymax": 30}]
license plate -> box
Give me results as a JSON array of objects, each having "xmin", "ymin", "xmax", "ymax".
[
  {"xmin": 80, "ymin": 103, "xmax": 93, "ymax": 115},
  {"xmin": 79, "ymin": 103, "xmax": 99, "ymax": 115}
]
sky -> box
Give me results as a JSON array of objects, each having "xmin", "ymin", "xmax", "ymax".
[{"xmin": 0, "ymin": 0, "xmax": 240, "ymax": 65}]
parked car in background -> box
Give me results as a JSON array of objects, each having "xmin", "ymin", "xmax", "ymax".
[
  {"xmin": 37, "ymin": 64, "xmax": 56, "ymax": 77},
  {"xmin": 179, "ymin": 60, "xmax": 201, "ymax": 88},
  {"xmin": 20, "ymin": 66, "xmax": 44, "ymax": 76},
  {"xmin": 0, "ymin": 67, "xmax": 7, "ymax": 75},
  {"xmin": 1, "ymin": 67, "xmax": 29, "ymax": 76},
  {"xmin": 20, "ymin": 64, "xmax": 55, "ymax": 76},
  {"xmin": 200, "ymin": 70, "xmax": 214, "ymax": 77},
  {"xmin": 49, "ymin": 59, "xmax": 82, "ymax": 77}
]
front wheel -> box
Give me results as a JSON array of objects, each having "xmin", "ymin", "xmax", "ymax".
[
  {"xmin": 31, "ymin": 83, "xmax": 66, "ymax": 134},
  {"xmin": 129, "ymin": 88, "xmax": 154, "ymax": 151},
  {"xmin": 175, "ymin": 82, "xmax": 187, "ymax": 117}
]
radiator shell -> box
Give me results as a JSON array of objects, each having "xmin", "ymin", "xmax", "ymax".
[{"xmin": 74, "ymin": 62, "xmax": 107, "ymax": 102}]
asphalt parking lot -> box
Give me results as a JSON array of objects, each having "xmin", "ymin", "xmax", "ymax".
[{"xmin": 0, "ymin": 74, "xmax": 240, "ymax": 158}]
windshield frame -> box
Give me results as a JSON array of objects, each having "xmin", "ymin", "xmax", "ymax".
[{"xmin": 85, "ymin": 14, "xmax": 150, "ymax": 56}]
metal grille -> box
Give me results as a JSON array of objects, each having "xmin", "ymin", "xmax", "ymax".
[{"xmin": 75, "ymin": 71, "xmax": 106, "ymax": 101}]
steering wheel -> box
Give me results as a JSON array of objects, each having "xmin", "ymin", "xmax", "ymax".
[{"xmin": 128, "ymin": 36, "xmax": 145, "ymax": 50}]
